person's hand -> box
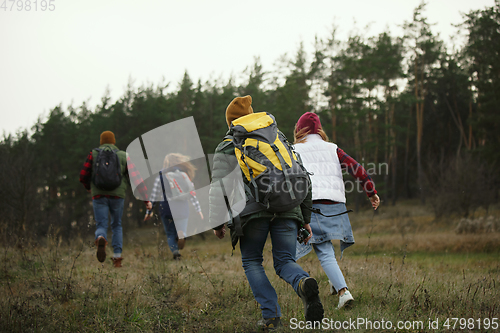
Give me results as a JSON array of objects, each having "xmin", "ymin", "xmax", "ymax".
[
  {"xmin": 214, "ymin": 225, "xmax": 226, "ymax": 239},
  {"xmin": 370, "ymin": 194, "xmax": 380, "ymax": 210},
  {"xmin": 144, "ymin": 211, "xmax": 153, "ymax": 222},
  {"xmin": 303, "ymin": 223, "xmax": 313, "ymax": 245},
  {"xmin": 146, "ymin": 201, "xmax": 153, "ymax": 210},
  {"xmin": 199, "ymin": 211, "xmax": 204, "ymax": 220}
]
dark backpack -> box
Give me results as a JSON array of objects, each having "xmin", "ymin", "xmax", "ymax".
[
  {"xmin": 228, "ymin": 112, "xmax": 310, "ymax": 215},
  {"xmin": 92, "ymin": 147, "xmax": 123, "ymax": 191}
]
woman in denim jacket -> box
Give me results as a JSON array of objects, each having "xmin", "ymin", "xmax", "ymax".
[{"xmin": 293, "ymin": 112, "xmax": 380, "ymax": 309}]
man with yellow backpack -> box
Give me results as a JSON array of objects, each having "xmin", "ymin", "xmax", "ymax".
[{"xmin": 209, "ymin": 96, "xmax": 324, "ymax": 330}]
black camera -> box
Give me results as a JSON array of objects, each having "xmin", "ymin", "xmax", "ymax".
[{"xmin": 297, "ymin": 227, "xmax": 310, "ymax": 244}]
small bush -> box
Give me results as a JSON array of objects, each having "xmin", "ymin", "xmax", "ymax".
[
  {"xmin": 425, "ymin": 153, "xmax": 497, "ymax": 218},
  {"xmin": 455, "ymin": 215, "xmax": 500, "ymax": 234}
]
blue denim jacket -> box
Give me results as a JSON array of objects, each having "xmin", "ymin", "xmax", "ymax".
[{"xmin": 296, "ymin": 202, "xmax": 355, "ymax": 259}]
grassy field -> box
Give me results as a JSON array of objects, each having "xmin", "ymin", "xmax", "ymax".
[{"xmin": 1, "ymin": 201, "xmax": 499, "ymax": 332}]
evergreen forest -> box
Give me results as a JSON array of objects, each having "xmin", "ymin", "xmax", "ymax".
[{"xmin": 1, "ymin": 3, "xmax": 499, "ymax": 242}]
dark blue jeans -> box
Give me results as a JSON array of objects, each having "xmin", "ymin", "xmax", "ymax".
[
  {"xmin": 93, "ymin": 197, "xmax": 125, "ymax": 255},
  {"xmin": 239, "ymin": 217, "xmax": 309, "ymax": 319},
  {"xmin": 160, "ymin": 216, "xmax": 188, "ymax": 254}
]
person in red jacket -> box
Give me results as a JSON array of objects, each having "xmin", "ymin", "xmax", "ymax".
[
  {"xmin": 80, "ymin": 130, "xmax": 151, "ymax": 267},
  {"xmin": 293, "ymin": 112, "xmax": 380, "ymax": 309}
]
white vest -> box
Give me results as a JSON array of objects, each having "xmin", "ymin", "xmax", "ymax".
[{"xmin": 294, "ymin": 134, "xmax": 346, "ymax": 203}]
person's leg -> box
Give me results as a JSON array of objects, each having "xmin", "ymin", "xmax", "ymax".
[
  {"xmin": 312, "ymin": 241, "xmax": 348, "ymax": 293},
  {"xmin": 240, "ymin": 218, "xmax": 281, "ymax": 320},
  {"xmin": 161, "ymin": 216, "xmax": 179, "ymax": 255},
  {"xmin": 109, "ymin": 198, "xmax": 125, "ymax": 258},
  {"xmin": 270, "ymin": 218, "xmax": 324, "ymax": 322},
  {"xmin": 93, "ymin": 197, "xmax": 110, "ymax": 241},
  {"xmin": 269, "ymin": 219, "xmax": 309, "ymax": 293},
  {"xmin": 93, "ymin": 197, "xmax": 110, "ymax": 263},
  {"xmin": 174, "ymin": 217, "xmax": 189, "ymax": 250},
  {"xmin": 313, "ymin": 241, "xmax": 354, "ymax": 308}
]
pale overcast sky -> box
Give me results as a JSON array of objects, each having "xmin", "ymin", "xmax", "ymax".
[{"xmin": 0, "ymin": 0, "xmax": 495, "ymax": 136}]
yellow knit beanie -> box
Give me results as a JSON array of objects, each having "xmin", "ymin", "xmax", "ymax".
[{"xmin": 225, "ymin": 95, "xmax": 254, "ymax": 127}]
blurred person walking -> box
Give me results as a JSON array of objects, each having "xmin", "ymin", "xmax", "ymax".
[
  {"xmin": 293, "ymin": 112, "xmax": 380, "ymax": 309},
  {"xmin": 210, "ymin": 96, "xmax": 324, "ymax": 331},
  {"xmin": 80, "ymin": 130, "xmax": 151, "ymax": 267},
  {"xmin": 144, "ymin": 153, "xmax": 203, "ymax": 260}
]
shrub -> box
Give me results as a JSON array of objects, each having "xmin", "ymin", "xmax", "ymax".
[
  {"xmin": 425, "ymin": 153, "xmax": 497, "ymax": 218},
  {"xmin": 455, "ymin": 215, "xmax": 500, "ymax": 234}
]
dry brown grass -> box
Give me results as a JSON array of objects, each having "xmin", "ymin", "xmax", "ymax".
[
  {"xmin": 350, "ymin": 200, "xmax": 500, "ymax": 254},
  {"xmin": 0, "ymin": 201, "xmax": 499, "ymax": 332}
]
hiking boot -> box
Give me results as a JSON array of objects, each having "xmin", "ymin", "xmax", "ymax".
[
  {"xmin": 95, "ymin": 236, "xmax": 108, "ymax": 263},
  {"xmin": 298, "ymin": 277, "xmax": 324, "ymax": 323},
  {"xmin": 177, "ymin": 231, "xmax": 186, "ymax": 250},
  {"xmin": 111, "ymin": 257, "xmax": 123, "ymax": 268},
  {"xmin": 256, "ymin": 317, "xmax": 281, "ymax": 331},
  {"xmin": 337, "ymin": 290, "xmax": 354, "ymax": 309},
  {"xmin": 177, "ymin": 238, "xmax": 186, "ymax": 250},
  {"xmin": 173, "ymin": 252, "xmax": 182, "ymax": 260}
]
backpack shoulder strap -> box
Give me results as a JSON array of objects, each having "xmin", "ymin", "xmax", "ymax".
[
  {"xmin": 218, "ymin": 135, "xmax": 234, "ymax": 151},
  {"xmin": 277, "ymin": 130, "xmax": 287, "ymax": 141},
  {"xmin": 158, "ymin": 170, "xmax": 168, "ymax": 202},
  {"xmin": 91, "ymin": 148, "xmax": 101, "ymax": 183}
]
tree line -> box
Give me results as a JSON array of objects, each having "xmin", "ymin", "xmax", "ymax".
[{"xmin": 1, "ymin": 2, "xmax": 498, "ymax": 241}]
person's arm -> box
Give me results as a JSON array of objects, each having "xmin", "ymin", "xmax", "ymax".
[
  {"xmin": 299, "ymin": 178, "xmax": 313, "ymax": 224},
  {"xmin": 189, "ymin": 192, "xmax": 204, "ymax": 219},
  {"xmin": 209, "ymin": 143, "xmax": 237, "ymax": 233},
  {"xmin": 144, "ymin": 176, "xmax": 161, "ymax": 221},
  {"xmin": 337, "ymin": 147, "xmax": 380, "ymax": 209},
  {"xmin": 337, "ymin": 148, "xmax": 377, "ymax": 196},
  {"xmin": 126, "ymin": 154, "xmax": 150, "ymax": 205},
  {"xmin": 79, "ymin": 151, "xmax": 93, "ymax": 192}
]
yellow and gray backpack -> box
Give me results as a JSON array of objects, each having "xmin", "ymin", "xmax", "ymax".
[{"xmin": 227, "ymin": 112, "xmax": 310, "ymax": 216}]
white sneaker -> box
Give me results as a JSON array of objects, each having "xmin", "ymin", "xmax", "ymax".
[
  {"xmin": 337, "ymin": 290, "xmax": 354, "ymax": 309},
  {"xmin": 328, "ymin": 280, "xmax": 337, "ymax": 295}
]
